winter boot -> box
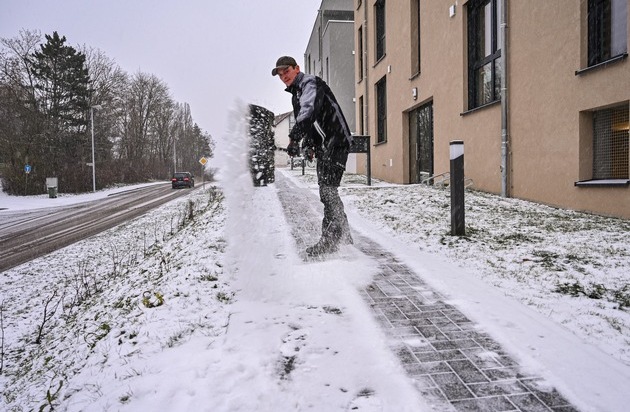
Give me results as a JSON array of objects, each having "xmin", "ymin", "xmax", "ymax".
[
  {"xmin": 306, "ymin": 238, "xmax": 339, "ymax": 256},
  {"xmin": 340, "ymin": 231, "xmax": 354, "ymax": 245}
]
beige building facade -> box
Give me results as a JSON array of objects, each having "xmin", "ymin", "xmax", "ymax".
[{"xmin": 355, "ymin": 0, "xmax": 629, "ymax": 219}]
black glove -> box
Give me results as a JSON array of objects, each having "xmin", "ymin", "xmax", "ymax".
[
  {"xmin": 289, "ymin": 122, "xmax": 306, "ymax": 141},
  {"xmin": 302, "ymin": 146, "xmax": 314, "ymax": 161},
  {"xmin": 287, "ymin": 139, "xmax": 300, "ymax": 157}
]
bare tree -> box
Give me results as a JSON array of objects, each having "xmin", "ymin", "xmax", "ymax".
[
  {"xmin": 116, "ymin": 72, "xmax": 170, "ymax": 181},
  {"xmin": 152, "ymin": 96, "xmax": 177, "ymax": 178},
  {"xmin": 0, "ymin": 30, "xmax": 45, "ymax": 194},
  {"xmin": 81, "ymin": 45, "xmax": 128, "ymax": 187}
]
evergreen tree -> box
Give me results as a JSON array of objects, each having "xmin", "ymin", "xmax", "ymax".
[
  {"xmin": 29, "ymin": 31, "xmax": 91, "ymax": 192},
  {"xmin": 30, "ymin": 31, "xmax": 89, "ymax": 127}
]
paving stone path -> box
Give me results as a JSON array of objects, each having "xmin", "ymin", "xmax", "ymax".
[{"xmin": 275, "ymin": 171, "xmax": 579, "ymax": 412}]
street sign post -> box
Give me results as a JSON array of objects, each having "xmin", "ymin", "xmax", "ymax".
[
  {"xmin": 24, "ymin": 164, "xmax": 31, "ymax": 195},
  {"xmin": 199, "ymin": 157, "xmax": 208, "ymax": 187}
]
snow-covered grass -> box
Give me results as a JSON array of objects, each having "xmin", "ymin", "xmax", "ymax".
[
  {"xmin": 1, "ymin": 161, "xmax": 629, "ymax": 411},
  {"xmin": 336, "ymin": 174, "xmax": 630, "ymax": 365},
  {"xmin": 1, "ymin": 187, "xmax": 230, "ymax": 410}
]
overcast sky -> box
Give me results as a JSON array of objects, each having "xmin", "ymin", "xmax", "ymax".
[{"xmin": 0, "ymin": 0, "xmax": 323, "ymax": 139}]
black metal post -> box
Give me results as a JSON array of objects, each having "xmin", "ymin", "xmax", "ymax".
[
  {"xmin": 450, "ymin": 140, "xmax": 465, "ymax": 236},
  {"xmin": 366, "ymin": 137, "xmax": 372, "ymax": 186}
]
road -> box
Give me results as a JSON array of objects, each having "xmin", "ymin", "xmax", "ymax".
[{"xmin": 0, "ymin": 183, "xmax": 198, "ymax": 273}]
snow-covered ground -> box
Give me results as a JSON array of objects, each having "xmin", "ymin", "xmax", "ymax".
[{"xmin": 1, "ymin": 118, "xmax": 629, "ymax": 411}]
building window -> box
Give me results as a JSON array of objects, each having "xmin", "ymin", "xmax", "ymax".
[
  {"xmin": 376, "ymin": 76, "xmax": 387, "ymax": 143},
  {"xmin": 411, "ymin": 0, "xmax": 421, "ymax": 76},
  {"xmin": 588, "ymin": 0, "xmax": 628, "ymax": 66},
  {"xmin": 358, "ymin": 95, "xmax": 364, "ymax": 135},
  {"xmin": 593, "ymin": 105, "xmax": 629, "ymax": 179},
  {"xmin": 318, "ymin": 26, "xmax": 322, "ymax": 61},
  {"xmin": 467, "ymin": 0, "xmax": 502, "ymax": 109},
  {"xmin": 358, "ymin": 26, "xmax": 364, "ymax": 80},
  {"xmin": 375, "ymin": 0, "xmax": 386, "ymax": 61}
]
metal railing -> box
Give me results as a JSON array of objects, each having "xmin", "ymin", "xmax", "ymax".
[{"xmin": 420, "ymin": 172, "xmax": 473, "ymax": 189}]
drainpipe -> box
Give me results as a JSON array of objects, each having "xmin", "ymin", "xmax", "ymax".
[
  {"xmin": 319, "ymin": 8, "xmax": 324, "ymax": 77},
  {"xmin": 500, "ymin": 0, "xmax": 510, "ymax": 197}
]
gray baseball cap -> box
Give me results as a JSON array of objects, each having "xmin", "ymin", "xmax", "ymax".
[{"xmin": 271, "ymin": 56, "xmax": 297, "ymax": 76}]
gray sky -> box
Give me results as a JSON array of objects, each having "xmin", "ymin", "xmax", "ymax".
[{"xmin": 0, "ymin": 0, "xmax": 323, "ymax": 138}]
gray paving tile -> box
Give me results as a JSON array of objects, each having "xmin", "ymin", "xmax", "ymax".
[
  {"xmin": 467, "ymin": 380, "xmax": 530, "ymax": 397},
  {"xmin": 431, "ymin": 372, "xmax": 476, "ymax": 401},
  {"xmin": 416, "ymin": 324, "xmax": 450, "ymax": 341},
  {"xmin": 519, "ymin": 378, "xmax": 574, "ymax": 409},
  {"xmin": 447, "ymin": 359, "xmax": 489, "ymax": 384},
  {"xmin": 403, "ymin": 360, "xmax": 453, "ymax": 376},
  {"xmin": 508, "ymin": 393, "xmax": 554, "ymax": 412},
  {"xmin": 451, "ymin": 395, "xmax": 518, "ymax": 411}
]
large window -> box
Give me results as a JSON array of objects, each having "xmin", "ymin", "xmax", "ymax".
[
  {"xmin": 588, "ymin": 0, "xmax": 628, "ymax": 66},
  {"xmin": 467, "ymin": 0, "xmax": 502, "ymax": 109},
  {"xmin": 376, "ymin": 76, "xmax": 387, "ymax": 143},
  {"xmin": 593, "ymin": 105, "xmax": 629, "ymax": 179},
  {"xmin": 375, "ymin": 0, "xmax": 386, "ymax": 61}
]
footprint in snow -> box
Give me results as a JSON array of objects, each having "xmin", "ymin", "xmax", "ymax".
[
  {"xmin": 347, "ymin": 388, "xmax": 382, "ymax": 411},
  {"xmin": 278, "ymin": 327, "xmax": 309, "ymax": 380}
]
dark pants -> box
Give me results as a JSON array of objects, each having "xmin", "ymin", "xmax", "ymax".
[{"xmin": 316, "ymin": 158, "xmax": 351, "ymax": 244}]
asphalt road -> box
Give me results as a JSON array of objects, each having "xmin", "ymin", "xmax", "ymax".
[{"xmin": 0, "ymin": 183, "xmax": 199, "ymax": 273}]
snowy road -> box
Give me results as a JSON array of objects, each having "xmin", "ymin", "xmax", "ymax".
[{"xmin": 0, "ymin": 183, "xmax": 197, "ymax": 272}]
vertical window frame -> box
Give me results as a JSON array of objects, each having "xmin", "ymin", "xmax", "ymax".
[
  {"xmin": 588, "ymin": 0, "xmax": 628, "ymax": 67},
  {"xmin": 358, "ymin": 25, "xmax": 364, "ymax": 81},
  {"xmin": 411, "ymin": 0, "xmax": 421, "ymax": 76},
  {"xmin": 467, "ymin": 0, "xmax": 502, "ymax": 110},
  {"xmin": 358, "ymin": 95, "xmax": 364, "ymax": 135},
  {"xmin": 375, "ymin": 0, "xmax": 386, "ymax": 62},
  {"xmin": 376, "ymin": 75, "xmax": 387, "ymax": 144}
]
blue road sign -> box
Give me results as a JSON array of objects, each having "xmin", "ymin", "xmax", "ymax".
[{"xmin": 25, "ymin": 164, "xmax": 31, "ymax": 174}]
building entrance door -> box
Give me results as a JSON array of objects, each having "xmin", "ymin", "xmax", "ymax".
[{"xmin": 409, "ymin": 102, "xmax": 434, "ymax": 183}]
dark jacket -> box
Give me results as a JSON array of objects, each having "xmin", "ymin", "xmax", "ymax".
[{"xmin": 286, "ymin": 72, "xmax": 353, "ymax": 169}]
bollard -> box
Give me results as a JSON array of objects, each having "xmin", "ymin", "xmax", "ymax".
[{"xmin": 450, "ymin": 140, "xmax": 465, "ymax": 236}]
